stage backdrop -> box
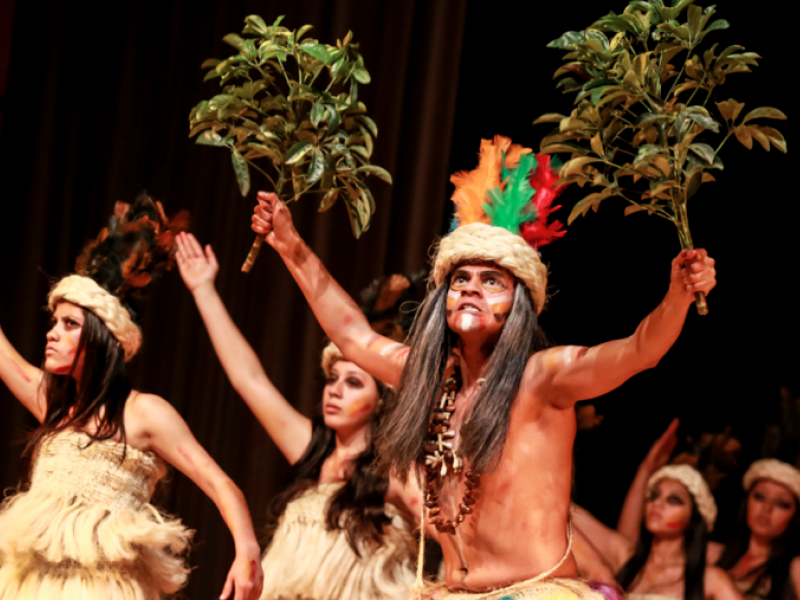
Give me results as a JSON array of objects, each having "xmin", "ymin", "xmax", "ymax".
[{"xmin": 1, "ymin": 0, "xmax": 797, "ymax": 598}]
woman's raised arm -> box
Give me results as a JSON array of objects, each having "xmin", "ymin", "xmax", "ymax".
[
  {"xmin": 0, "ymin": 323, "xmax": 45, "ymax": 421},
  {"xmin": 130, "ymin": 393, "xmax": 263, "ymax": 600},
  {"xmin": 176, "ymin": 233, "xmax": 312, "ymax": 465}
]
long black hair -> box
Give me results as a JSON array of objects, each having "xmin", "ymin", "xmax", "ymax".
[
  {"xmin": 616, "ymin": 493, "xmax": 708, "ymax": 600},
  {"xmin": 23, "ymin": 306, "xmax": 131, "ymax": 472},
  {"xmin": 375, "ymin": 279, "xmax": 550, "ymax": 481},
  {"xmin": 263, "ymin": 410, "xmax": 392, "ymax": 556},
  {"xmin": 717, "ymin": 484, "xmax": 800, "ymax": 600}
]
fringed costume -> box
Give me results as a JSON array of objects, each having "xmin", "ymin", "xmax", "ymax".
[
  {"xmin": 0, "ymin": 431, "xmax": 192, "ymax": 599},
  {"xmin": 259, "ymin": 482, "xmax": 416, "ymax": 600}
]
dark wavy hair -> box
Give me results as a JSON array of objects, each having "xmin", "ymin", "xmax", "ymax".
[
  {"xmin": 717, "ymin": 483, "xmax": 800, "ymax": 600},
  {"xmin": 617, "ymin": 493, "xmax": 708, "ymax": 600},
  {"xmin": 374, "ymin": 279, "xmax": 550, "ymax": 481},
  {"xmin": 22, "ymin": 306, "xmax": 131, "ymax": 478},
  {"xmin": 263, "ymin": 406, "xmax": 391, "ymax": 556}
]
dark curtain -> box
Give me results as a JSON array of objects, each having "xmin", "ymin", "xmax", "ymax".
[{"xmin": 0, "ymin": 1, "xmax": 465, "ymax": 597}]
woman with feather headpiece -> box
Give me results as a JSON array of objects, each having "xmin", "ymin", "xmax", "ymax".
[
  {"xmin": 249, "ymin": 134, "xmax": 717, "ymax": 600},
  {"xmin": 174, "ymin": 230, "xmax": 425, "ymax": 600},
  {"xmin": 0, "ymin": 194, "xmax": 263, "ymax": 600}
]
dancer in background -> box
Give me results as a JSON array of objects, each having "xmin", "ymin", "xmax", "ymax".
[
  {"xmin": 717, "ymin": 460, "xmax": 800, "ymax": 600},
  {"xmin": 0, "ymin": 196, "xmax": 262, "ymax": 600},
  {"xmin": 175, "ymin": 232, "xmax": 418, "ymax": 600},
  {"xmin": 573, "ymin": 464, "xmax": 740, "ymax": 600}
]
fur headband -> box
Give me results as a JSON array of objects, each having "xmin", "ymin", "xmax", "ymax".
[
  {"xmin": 648, "ymin": 464, "xmax": 718, "ymax": 531},
  {"xmin": 48, "ymin": 275, "xmax": 142, "ymax": 362},
  {"xmin": 743, "ymin": 459, "xmax": 800, "ymax": 502}
]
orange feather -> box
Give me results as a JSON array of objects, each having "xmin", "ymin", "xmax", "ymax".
[{"xmin": 450, "ymin": 136, "xmax": 534, "ymax": 226}]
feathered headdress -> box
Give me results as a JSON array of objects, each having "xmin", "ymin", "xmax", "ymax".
[
  {"xmin": 433, "ymin": 136, "xmax": 568, "ymax": 314},
  {"xmin": 49, "ymin": 193, "xmax": 189, "ymax": 361},
  {"xmin": 449, "ymin": 135, "xmax": 567, "ymax": 249}
]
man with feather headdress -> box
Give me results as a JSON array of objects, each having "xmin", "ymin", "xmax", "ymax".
[{"xmin": 250, "ymin": 136, "xmax": 717, "ymax": 599}]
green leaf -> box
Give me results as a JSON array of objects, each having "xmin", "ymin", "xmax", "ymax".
[
  {"xmin": 688, "ymin": 112, "xmax": 720, "ymax": 133},
  {"xmin": 231, "ymin": 152, "xmax": 251, "ymax": 197},
  {"xmin": 310, "ymin": 103, "xmax": 326, "ymax": 127},
  {"xmin": 742, "ymin": 107, "xmax": 788, "ymax": 123},
  {"xmin": 222, "ymin": 33, "xmax": 245, "ymax": 51},
  {"xmin": 358, "ymin": 115, "xmax": 378, "ymax": 137},
  {"xmin": 355, "ymin": 165, "xmax": 393, "ymax": 184},
  {"xmin": 201, "ymin": 58, "xmax": 221, "ymax": 69},
  {"xmin": 547, "ymin": 30, "xmax": 593, "ymax": 49},
  {"xmin": 244, "ymin": 15, "xmax": 269, "ymax": 34},
  {"xmin": 688, "ymin": 143, "xmax": 716, "ymax": 165},
  {"xmin": 306, "ymin": 149, "xmax": 325, "ymax": 185},
  {"xmin": 318, "ymin": 187, "xmax": 339, "ymax": 212},
  {"xmin": 352, "ymin": 67, "xmax": 371, "ymax": 84},
  {"xmin": 285, "ymin": 141, "xmax": 313, "ymax": 165},
  {"xmin": 196, "ymin": 130, "xmax": 229, "ymax": 147},
  {"xmin": 703, "ymin": 19, "xmax": 729, "ymax": 34},
  {"xmin": 296, "ymin": 24, "xmax": 314, "ymax": 41},
  {"xmin": 299, "ymin": 42, "xmax": 333, "ymax": 65}
]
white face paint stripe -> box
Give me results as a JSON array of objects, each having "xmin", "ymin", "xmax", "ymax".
[
  {"xmin": 486, "ymin": 295, "xmax": 513, "ymax": 306},
  {"xmin": 458, "ymin": 314, "xmax": 478, "ymax": 331}
]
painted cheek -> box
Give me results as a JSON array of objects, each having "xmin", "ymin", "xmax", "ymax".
[
  {"xmin": 487, "ymin": 294, "xmax": 513, "ymax": 317},
  {"xmin": 347, "ymin": 397, "xmax": 373, "ymax": 416},
  {"xmin": 665, "ymin": 520, "xmax": 686, "ymax": 529},
  {"xmin": 64, "ymin": 334, "xmax": 78, "ymax": 355}
]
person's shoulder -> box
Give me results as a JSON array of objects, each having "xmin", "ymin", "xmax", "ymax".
[
  {"xmin": 125, "ymin": 391, "xmax": 179, "ymax": 432},
  {"xmin": 704, "ymin": 565, "xmax": 734, "ymax": 591},
  {"xmin": 790, "ymin": 556, "xmax": 800, "ymax": 584},
  {"xmin": 706, "ymin": 541, "xmax": 725, "ymax": 565}
]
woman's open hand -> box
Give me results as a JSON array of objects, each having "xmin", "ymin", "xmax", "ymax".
[
  {"xmin": 175, "ymin": 232, "xmax": 219, "ymax": 293},
  {"xmin": 220, "ymin": 547, "xmax": 263, "ymax": 600}
]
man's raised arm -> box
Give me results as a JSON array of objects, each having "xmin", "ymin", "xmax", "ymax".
[
  {"xmin": 530, "ymin": 248, "xmax": 716, "ymax": 408},
  {"xmin": 251, "ymin": 192, "xmax": 408, "ymax": 386}
]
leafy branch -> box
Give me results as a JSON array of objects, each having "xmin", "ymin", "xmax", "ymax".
[
  {"xmin": 188, "ymin": 14, "xmax": 392, "ymax": 257},
  {"xmin": 535, "ymin": 0, "xmax": 787, "ymax": 263}
]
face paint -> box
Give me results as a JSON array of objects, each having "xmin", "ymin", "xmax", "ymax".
[
  {"xmin": 249, "ymin": 560, "xmax": 257, "ymax": 583},
  {"xmin": 347, "ymin": 396, "xmax": 373, "ymax": 416},
  {"xmin": 665, "ymin": 520, "xmax": 686, "ymax": 529},
  {"xmin": 458, "ymin": 313, "xmax": 479, "ymax": 331},
  {"xmin": 446, "ymin": 289, "xmax": 459, "ymax": 314},
  {"xmin": 487, "ymin": 294, "xmax": 513, "ymax": 322}
]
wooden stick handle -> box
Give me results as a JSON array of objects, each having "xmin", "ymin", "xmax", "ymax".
[
  {"xmin": 241, "ymin": 236, "xmax": 264, "ymax": 272},
  {"xmin": 694, "ymin": 291, "xmax": 708, "ymax": 315}
]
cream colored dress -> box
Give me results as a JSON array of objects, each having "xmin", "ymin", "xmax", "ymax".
[
  {"xmin": 260, "ymin": 482, "xmax": 416, "ymax": 600},
  {"xmin": 0, "ymin": 431, "xmax": 193, "ymax": 600}
]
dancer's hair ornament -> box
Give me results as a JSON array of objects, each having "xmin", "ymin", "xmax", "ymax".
[{"xmin": 49, "ymin": 193, "xmax": 189, "ymax": 361}]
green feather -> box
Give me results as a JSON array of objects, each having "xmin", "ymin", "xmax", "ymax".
[{"xmin": 483, "ymin": 153, "xmax": 539, "ymax": 234}]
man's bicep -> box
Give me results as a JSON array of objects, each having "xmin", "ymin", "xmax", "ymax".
[{"xmin": 542, "ymin": 340, "xmax": 636, "ymax": 407}]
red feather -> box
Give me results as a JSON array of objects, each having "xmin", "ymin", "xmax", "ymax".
[{"xmin": 520, "ymin": 154, "xmax": 568, "ymax": 249}]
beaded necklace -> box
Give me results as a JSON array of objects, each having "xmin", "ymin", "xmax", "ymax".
[{"xmin": 423, "ymin": 366, "xmax": 481, "ymax": 534}]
